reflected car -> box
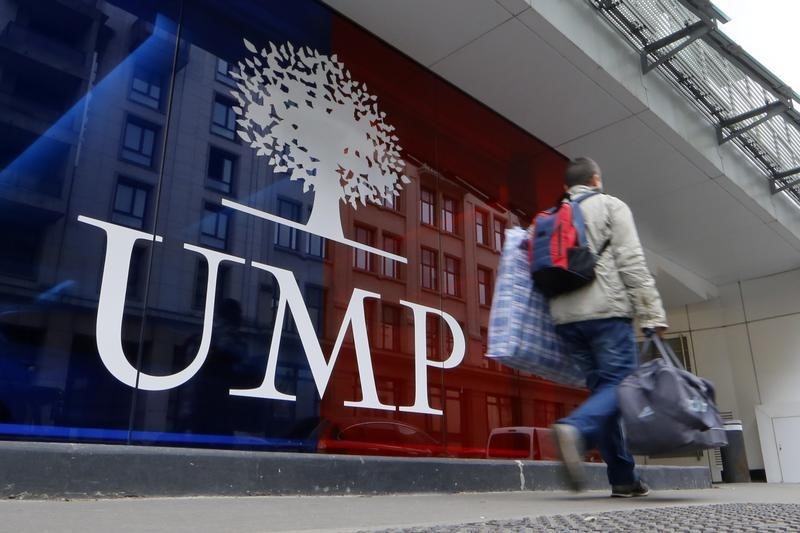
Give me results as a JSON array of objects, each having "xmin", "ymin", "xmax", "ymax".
[
  {"xmin": 486, "ymin": 426, "xmax": 602, "ymax": 462},
  {"xmin": 313, "ymin": 418, "xmax": 443, "ymax": 457}
]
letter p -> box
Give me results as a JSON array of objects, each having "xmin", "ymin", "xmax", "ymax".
[{"xmin": 398, "ymin": 301, "xmax": 466, "ymax": 415}]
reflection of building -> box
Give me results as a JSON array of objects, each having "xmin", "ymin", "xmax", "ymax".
[{"xmin": 0, "ymin": 0, "xmax": 580, "ymax": 457}]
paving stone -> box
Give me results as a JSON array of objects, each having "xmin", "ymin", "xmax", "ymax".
[{"xmin": 362, "ymin": 503, "xmax": 800, "ymax": 533}]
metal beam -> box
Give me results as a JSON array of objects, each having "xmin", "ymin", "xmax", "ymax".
[
  {"xmin": 676, "ymin": 0, "xmax": 731, "ymax": 24},
  {"xmin": 641, "ymin": 21, "xmax": 710, "ymax": 74},
  {"xmin": 770, "ymin": 177, "xmax": 800, "ymax": 195},
  {"xmin": 769, "ymin": 167, "xmax": 800, "ymax": 194},
  {"xmin": 715, "ymin": 101, "xmax": 786, "ymax": 144}
]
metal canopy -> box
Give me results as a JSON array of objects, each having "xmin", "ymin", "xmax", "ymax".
[{"xmin": 589, "ymin": 0, "xmax": 800, "ymax": 203}]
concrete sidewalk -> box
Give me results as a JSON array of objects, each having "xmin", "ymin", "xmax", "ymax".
[{"xmin": 1, "ymin": 484, "xmax": 798, "ymax": 532}]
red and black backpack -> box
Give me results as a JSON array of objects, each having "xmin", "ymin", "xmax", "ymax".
[{"xmin": 528, "ymin": 192, "xmax": 610, "ymax": 298}]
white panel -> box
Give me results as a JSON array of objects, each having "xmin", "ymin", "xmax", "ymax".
[
  {"xmin": 687, "ymin": 282, "xmax": 745, "ymax": 330},
  {"xmin": 557, "ymin": 116, "xmax": 708, "ymax": 212},
  {"xmin": 636, "ymin": 84, "xmax": 725, "ymax": 180},
  {"xmin": 774, "ymin": 417, "xmax": 800, "ymax": 483},
  {"xmin": 665, "ymin": 222, "xmax": 800, "ymax": 286},
  {"xmin": 522, "ymin": 0, "xmax": 648, "ymax": 115},
  {"xmin": 633, "ymin": 181, "xmax": 764, "ymax": 256},
  {"xmin": 639, "ymin": 105, "xmax": 722, "ymax": 178},
  {"xmin": 322, "ymin": 0, "xmax": 511, "ymax": 66},
  {"xmin": 741, "ymin": 269, "xmax": 800, "ymax": 322},
  {"xmin": 690, "ymin": 329, "xmax": 739, "ymax": 422},
  {"xmin": 749, "ymin": 314, "xmax": 800, "ymax": 406},
  {"xmin": 431, "ymin": 18, "xmax": 632, "ymax": 147},
  {"xmin": 716, "ymin": 143, "xmax": 777, "ymax": 224},
  {"xmin": 772, "ymin": 196, "xmax": 800, "ymax": 253},
  {"xmin": 664, "ymin": 305, "xmax": 689, "ymax": 333},
  {"xmin": 769, "ymin": 220, "xmax": 800, "ymax": 255},
  {"xmin": 495, "ymin": 0, "xmax": 530, "ymax": 16}
]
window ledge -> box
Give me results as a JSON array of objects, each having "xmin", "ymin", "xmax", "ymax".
[
  {"xmin": 441, "ymin": 230, "xmax": 463, "ymax": 241},
  {"xmin": 373, "ymin": 204, "xmax": 405, "ymax": 217}
]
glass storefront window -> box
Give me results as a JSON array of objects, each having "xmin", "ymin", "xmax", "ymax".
[{"xmin": 0, "ymin": 0, "xmax": 581, "ymax": 459}]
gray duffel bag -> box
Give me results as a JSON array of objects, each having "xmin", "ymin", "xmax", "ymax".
[{"xmin": 618, "ymin": 333, "xmax": 728, "ymax": 456}]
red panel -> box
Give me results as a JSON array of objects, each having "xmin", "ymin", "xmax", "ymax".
[{"xmin": 312, "ymin": 14, "xmax": 587, "ymax": 460}]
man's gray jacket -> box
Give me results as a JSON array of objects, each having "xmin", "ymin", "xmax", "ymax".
[{"xmin": 548, "ymin": 185, "xmax": 668, "ymax": 330}]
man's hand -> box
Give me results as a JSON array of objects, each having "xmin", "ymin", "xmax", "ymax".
[{"xmin": 643, "ymin": 327, "xmax": 668, "ymax": 338}]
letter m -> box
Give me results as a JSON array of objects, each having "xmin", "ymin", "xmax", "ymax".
[{"xmin": 230, "ymin": 262, "xmax": 394, "ymax": 411}]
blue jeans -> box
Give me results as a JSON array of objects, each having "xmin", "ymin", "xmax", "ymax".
[{"xmin": 556, "ymin": 317, "xmax": 638, "ymax": 486}]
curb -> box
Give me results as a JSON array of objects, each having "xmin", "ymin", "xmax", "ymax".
[{"xmin": 0, "ymin": 441, "xmax": 712, "ymax": 499}]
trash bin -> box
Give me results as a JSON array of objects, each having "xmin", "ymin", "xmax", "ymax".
[{"xmin": 720, "ymin": 420, "xmax": 750, "ymax": 483}]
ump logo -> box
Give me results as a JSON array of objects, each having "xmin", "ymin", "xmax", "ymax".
[
  {"xmin": 224, "ymin": 39, "xmax": 410, "ymax": 262},
  {"xmin": 77, "ymin": 40, "xmax": 464, "ymax": 415}
]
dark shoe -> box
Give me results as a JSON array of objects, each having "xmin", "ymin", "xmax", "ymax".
[
  {"xmin": 611, "ymin": 479, "xmax": 651, "ymax": 498},
  {"xmin": 551, "ymin": 423, "xmax": 586, "ymax": 492}
]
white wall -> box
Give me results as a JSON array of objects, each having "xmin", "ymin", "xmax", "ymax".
[{"xmin": 661, "ymin": 268, "xmax": 800, "ymax": 474}]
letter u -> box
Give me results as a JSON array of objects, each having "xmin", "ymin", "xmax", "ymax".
[{"xmin": 78, "ymin": 216, "xmax": 245, "ymax": 390}]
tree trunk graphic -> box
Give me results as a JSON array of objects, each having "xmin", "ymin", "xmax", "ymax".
[
  {"xmin": 230, "ymin": 39, "xmax": 410, "ymax": 245},
  {"xmin": 306, "ymin": 178, "xmax": 345, "ymax": 239}
]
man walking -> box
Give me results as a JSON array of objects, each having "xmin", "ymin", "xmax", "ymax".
[{"xmin": 549, "ymin": 157, "xmax": 667, "ymax": 497}]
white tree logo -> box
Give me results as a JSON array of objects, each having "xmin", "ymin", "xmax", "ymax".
[{"xmin": 222, "ymin": 39, "xmax": 410, "ymax": 261}]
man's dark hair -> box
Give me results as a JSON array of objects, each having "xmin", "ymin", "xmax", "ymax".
[{"xmin": 565, "ymin": 157, "xmax": 601, "ymax": 188}]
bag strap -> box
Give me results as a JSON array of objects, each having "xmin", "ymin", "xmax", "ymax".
[
  {"xmin": 640, "ymin": 330, "xmax": 685, "ymax": 369},
  {"xmin": 570, "ymin": 192, "xmax": 611, "ymax": 254},
  {"xmin": 572, "ymin": 191, "xmax": 600, "ymax": 204}
]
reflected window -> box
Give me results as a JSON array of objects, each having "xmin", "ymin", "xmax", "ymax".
[
  {"xmin": 111, "ymin": 179, "xmax": 148, "ymax": 229},
  {"xmin": 206, "ymin": 146, "xmax": 236, "ymax": 194},
  {"xmin": 121, "ymin": 117, "xmax": 158, "ymax": 167},
  {"xmin": 127, "ymin": 245, "xmax": 147, "ymax": 300},
  {"xmin": 305, "ymin": 284, "xmax": 325, "ymax": 333},
  {"xmin": 271, "ymin": 279, "xmax": 296, "ymax": 334},
  {"xmin": 211, "ymin": 94, "xmax": 237, "ymax": 140},
  {"xmin": 192, "ymin": 260, "xmax": 229, "ymax": 309},
  {"xmin": 377, "ymin": 304, "xmax": 401, "ymax": 351},
  {"xmin": 199, "ymin": 203, "xmax": 229, "ymax": 250},
  {"xmin": 353, "ymin": 225, "xmax": 374, "ymax": 271},
  {"xmin": 215, "ymin": 58, "xmax": 239, "ymax": 87},
  {"xmin": 130, "ymin": 67, "xmax": 163, "ymax": 110},
  {"xmin": 445, "ymin": 389, "xmax": 462, "ymax": 435},
  {"xmin": 441, "ymin": 196, "xmax": 457, "ymax": 233},
  {"xmin": 420, "ymin": 247, "xmax": 437, "ymax": 290},
  {"xmin": 533, "ymin": 400, "xmax": 563, "ymax": 427},
  {"xmin": 306, "ymin": 206, "xmax": 326, "ymax": 258},
  {"xmin": 426, "ymin": 314, "xmax": 439, "ymax": 358},
  {"xmin": 307, "ymin": 233, "xmax": 326, "ymax": 259},
  {"xmin": 493, "ymin": 217, "xmax": 506, "ymax": 251},
  {"xmin": 475, "ymin": 209, "xmax": 488, "ymax": 246},
  {"xmin": 444, "ymin": 321, "xmax": 462, "ymax": 355},
  {"xmin": 274, "ymin": 198, "xmax": 300, "ymax": 250},
  {"xmin": 480, "ymin": 327, "xmax": 489, "ymax": 363},
  {"xmin": 382, "ymin": 193, "xmax": 398, "ymax": 211},
  {"xmin": 477, "ymin": 266, "xmax": 492, "ymax": 306},
  {"xmin": 487, "ymin": 395, "xmax": 514, "ymax": 430},
  {"xmin": 382, "ymin": 234, "xmax": 400, "ymax": 279},
  {"xmin": 420, "ymin": 188, "xmax": 435, "ymax": 226},
  {"xmin": 0, "ymin": 214, "xmax": 46, "ymax": 280},
  {"xmin": 443, "ymin": 255, "xmax": 460, "ymax": 297}
]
